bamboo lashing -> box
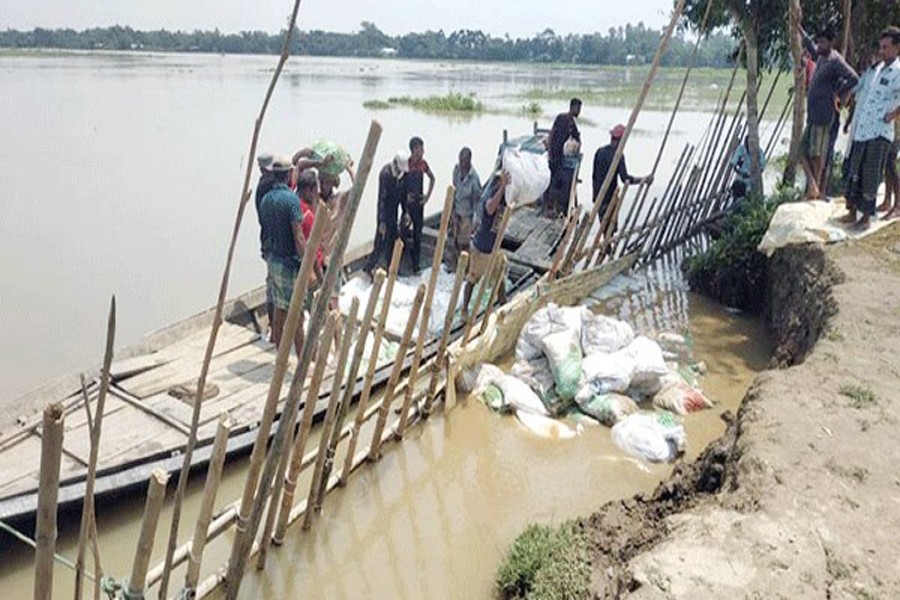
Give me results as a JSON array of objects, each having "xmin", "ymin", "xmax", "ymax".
[
  {"xmin": 225, "ymin": 120, "xmax": 381, "ymax": 600},
  {"xmin": 340, "ymin": 240, "xmax": 403, "ymax": 484},
  {"xmin": 184, "ymin": 414, "xmax": 232, "ymax": 593},
  {"xmin": 424, "ymin": 250, "xmax": 469, "ymax": 415},
  {"xmin": 74, "ymin": 296, "xmax": 115, "ymax": 600},
  {"xmin": 368, "ymin": 284, "xmax": 426, "ymax": 460},
  {"xmin": 125, "ymin": 469, "xmax": 169, "ymax": 599},
  {"xmin": 303, "ymin": 305, "xmax": 356, "ymax": 530},
  {"xmin": 34, "ymin": 403, "xmax": 64, "ymax": 600},
  {"xmin": 156, "ymin": 0, "xmax": 307, "ymax": 594},
  {"xmin": 568, "ymin": 0, "xmax": 686, "ymax": 266},
  {"xmin": 271, "ymin": 316, "xmax": 338, "ymax": 545},
  {"xmin": 398, "ymin": 188, "xmax": 453, "ymax": 436}
]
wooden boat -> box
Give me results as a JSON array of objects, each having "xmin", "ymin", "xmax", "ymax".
[{"xmin": 0, "ymin": 130, "xmax": 587, "ymax": 523}]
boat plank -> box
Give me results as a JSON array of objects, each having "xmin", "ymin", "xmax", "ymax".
[{"xmin": 0, "ymin": 435, "xmax": 85, "ymax": 498}]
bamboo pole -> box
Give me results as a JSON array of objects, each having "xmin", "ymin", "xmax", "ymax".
[
  {"xmin": 548, "ymin": 211, "xmax": 578, "ymax": 281},
  {"xmin": 398, "ymin": 188, "xmax": 453, "ymax": 436},
  {"xmin": 34, "ymin": 403, "xmax": 64, "ymax": 600},
  {"xmin": 302, "ymin": 305, "xmax": 356, "ymax": 530},
  {"xmin": 633, "ymin": 144, "xmax": 691, "ymax": 260},
  {"xmin": 461, "ymin": 205, "xmax": 513, "ymax": 346},
  {"xmin": 340, "ymin": 240, "xmax": 403, "ymax": 485},
  {"xmin": 184, "ymin": 414, "xmax": 232, "ymax": 593},
  {"xmin": 157, "ymin": 1, "xmax": 307, "ymax": 595},
  {"xmin": 424, "ymin": 250, "xmax": 469, "ymax": 415},
  {"xmin": 368, "ymin": 284, "xmax": 426, "ymax": 460},
  {"xmin": 314, "ymin": 270, "xmax": 385, "ymax": 506},
  {"xmin": 270, "ymin": 316, "xmax": 338, "ymax": 545},
  {"xmin": 841, "ymin": 0, "xmax": 852, "ymax": 57},
  {"xmin": 73, "ymin": 297, "xmax": 115, "ymax": 600},
  {"xmin": 477, "ymin": 254, "xmax": 508, "ymax": 336},
  {"xmin": 225, "ymin": 120, "xmax": 381, "ymax": 600},
  {"xmin": 643, "ymin": 144, "xmax": 697, "ymax": 261},
  {"xmin": 126, "ymin": 469, "xmax": 169, "ymax": 600},
  {"xmin": 569, "ymin": 0, "xmax": 686, "ymax": 264}
]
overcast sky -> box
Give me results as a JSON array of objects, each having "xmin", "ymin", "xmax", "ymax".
[{"xmin": 1, "ymin": 0, "xmax": 674, "ymax": 38}]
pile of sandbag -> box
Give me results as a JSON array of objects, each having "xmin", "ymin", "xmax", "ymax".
[{"xmin": 458, "ymin": 304, "xmax": 714, "ymax": 463}]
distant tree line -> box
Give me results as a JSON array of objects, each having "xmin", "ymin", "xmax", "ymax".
[{"xmin": 0, "ymin": 22, "xmax": 738, "ymax": 67}]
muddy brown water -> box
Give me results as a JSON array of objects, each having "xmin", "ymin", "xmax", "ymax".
[{"xmin": 0, "ymin": 251, "xmax": 770, "ymax": 599}]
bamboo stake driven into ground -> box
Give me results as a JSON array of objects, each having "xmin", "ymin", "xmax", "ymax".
[
  {"xmin": 73, "ymin": 296, "xmax": 115, "ymax": 600},
  {"xmin": 126, "ymin": 469, "xmax": 169, "ymax": 600},
  {"xmin": 477, "ymin": 254, "xmax": 508, "ymax": 336},
  {"xmin": 156, "ymin": 1, "xmax": 307, "ymax": 595},
  {"xmin": 184, "ymin": 414, "xmax": 232, "ymax": 593},
  {"xmin": 424, "ymin": 250, "xmax": 469, "ymax": 415},
  {"xmin": 270, "ymin": 315, "xmax": 338, "ymax": 546},
  {"xmin": 398, "ymin": 188, "xmax": 453, "ymax": 436},
  {"xmin": 340, "ymin": 241, "xmax": 403, "ymax": 484},
  {"xmin": 225, "ymin": 120, "xmax": 382, "ymax": 600},
  {"xmin": 34, "ymin": 403, "xmax": 64, "ymax": 600},
  {"xmin": 461, "ymin": 205, "xmax": 513, "ymax": 346}
]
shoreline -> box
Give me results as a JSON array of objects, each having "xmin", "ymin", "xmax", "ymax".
[{"xmin": 579, "ymin": 225, "xmax": 900, "ymax": 598}]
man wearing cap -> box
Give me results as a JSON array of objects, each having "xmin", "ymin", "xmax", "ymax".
[
  {"xmin": 260, "ymin": 157, "xmax": 318, "ymax": 354},
  {"xmin": 366, "ymin": 151, "xmax": 409, "ymax": 274},
  {"xmin": 592, "ymin": 124, "xmax": 651, "ymax": 228},
  {"xmin": 447, "ymin": 147, "xmax": 482, "ymax": 270},
  {"xmin": 546, "ymin": 98, "xmax": 582, "ymax": 217},
  {"xmin": 797, "ymin": 24, "xmax": 859, "ymax": 199},
  {"xmin": 255, "ymin": 154, "xmax": 277, "ymax": 331}
]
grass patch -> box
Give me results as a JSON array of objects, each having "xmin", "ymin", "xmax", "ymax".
[
  {"xmin": 839, "ymin": 383, "xmax": 877, "ymax": 409},
  {"xmin": 522, "ymin": 101, "xmax": 542, "ymax": 115},
  {"xmin": 362, "ymin": 99, "xmax": 392, "ymax": 110},
  {"xmin": 496, "ymin": 522, "xmax": 591, "ymax": 599},
  {"xmin": 384, "ymin": 92, "xmax": 484, "ymax": 113}
]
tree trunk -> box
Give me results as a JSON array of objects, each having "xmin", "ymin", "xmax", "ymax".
[
  {"xmin": 783, "ymin": 0, "xmax": 806, "ymax": 186},
  {"xmin": 743, "ymin": 15, "xmax": 764, "ymax": 196}
]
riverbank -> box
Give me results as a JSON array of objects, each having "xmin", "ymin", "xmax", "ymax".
[{"xmin": 580, "ymin": 224, "xmax": 900, "ymax": 598}]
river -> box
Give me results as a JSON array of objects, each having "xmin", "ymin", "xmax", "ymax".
[{"xmin": 0, "ymin": 51, "xmax": 773, "ymax": 599}]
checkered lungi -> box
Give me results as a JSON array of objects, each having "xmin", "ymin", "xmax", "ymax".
[
  {"xmin": 846, "ymin": 137, "xmax": 892, "ymax": 216},
  {"xmin": 266, "ymin": 258, "xmax": 298, "ymax": 311}
]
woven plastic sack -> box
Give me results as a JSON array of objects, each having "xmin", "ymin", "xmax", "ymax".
[
  {"xmin": 541, "ymin": 329, "xmax": 583, "ymax": 401},
  {"xmin": 580, "ymin": 350, "xmax": 635, "ymax": 395},
  {"xmin": 653, "ymin": 378, "xmax": 713, "ymax": 416},
  {"xmin": 582, "ymin": 314, "xmax": 634, "ymax": 355},
  {"xmin": 516, "ymin": 303, "xmax": 576, "ymax": 362},
  {"xmin": 611, "ymin": 411, "xmax": 686, "ymax": 463},
  {"xmin": 626, "ymin": 336, "xmax": 669, "ymax": 396},
  {"xmin": 494, "ymin": 375, "xmax": 548, "ymax": 416},
  {"xmin": 502, "ymin": 146, "xmax": 551, "ymax": 207},
  {"xmin": 311, "ymin": 139, "xmax": 351, "ymax": 177},
  {"xmin": 657, "ymin": 332, "xmax": 693, "ymax": 363},
  {"xmin": 576, "ymin": 393, "xmax": 638, "ymax": 427},
  {"xmin": 456, "ymin": 362, "xmax": 505, "ymax": 396},
  {"xmin": 482, "ymin": 384, "xmax": 509, "ymax": 413}
]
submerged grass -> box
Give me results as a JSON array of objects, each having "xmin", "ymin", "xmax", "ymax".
[
  {"xmin": 385, "ymin": 92, "xmax": 484, "ymax": 113},
  {"xmin": 496, "ymin": 521, "xmax": 591, "ymax": 599}
]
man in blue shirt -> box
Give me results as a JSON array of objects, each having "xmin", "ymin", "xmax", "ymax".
[
  {"xmin": 729, "ymin": 135, "xmax": 766, "ymax": 200},
  {"xmin": 843, "ymin": 27, "xmax": 900, "ymax": 231},
  {"xmin": 464, "ymin": 169, "xmax": 509, "ymax": 316},
  {"xmin": 260, "ymin": 158, "xmax": 316, "ymax": 353}
]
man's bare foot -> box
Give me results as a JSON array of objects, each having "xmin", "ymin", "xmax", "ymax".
[
  {"xmin": 839, "ymin": 211, "xmax": 858, "ymax": 224},
  {"xmin": 886, "ymin": 208, "xmax": 900, "ymax": 220},
  {"xmin": 876, "ymin": 202, "xmax": 891, "ymax": 213},
  {"xmin": 849, "ymin": 216, "xmax": 871, "ymax": 232}
]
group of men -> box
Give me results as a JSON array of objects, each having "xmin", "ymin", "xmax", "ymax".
[{"xmin": 800, "ymin": 24, "xmax": 900, "ymax": 231}]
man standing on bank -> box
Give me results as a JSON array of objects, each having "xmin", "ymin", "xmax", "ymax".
[
  {"xmin": 260, "ymin": 158, "xmax": 319, "ymax": 354},
  {"xmin": 405, "ymin": 137, "xmax": 435, "ymax": 274},
  {"xmin": 798, "ymin": 25, "xmax": 859, "ymax": 199},
  {"xmin": 592, "ymin": 124, "xmax": 652, "ymax": 232},
  {"xmin": 366, "ymin": 151, "xmax": 409, "ymax": 274},
  {"xmin": 448, "ymin": 147, "xmax": 482, "ymax": 270},
  {"xmin": 843, "ymin": 27, "xmax": 900, "ymax": 231},
  {"xmin": 546, "ymin": 98, "xmax": 582, "ymax": 217}
]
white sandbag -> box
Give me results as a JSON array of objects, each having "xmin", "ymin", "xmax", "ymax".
[
  {"xmin": 515, "ymin": 409, "xmax": 579, "ymax": 440},
  {"xmin": 657, "ymin": 332, "xmax": 692, "ymax": 362},
  {"xmin": 541, "ymin": 329, "xmax": 583, "ymax": 401},
  {"xmin": 511, "ymin": 357, "xmax": 556, "ymax": 401},
  {"xmin": 482, "ymin": 384, "xmax": 509, "ymax": 413},
  {"xmin": 502, "ymin": 146, "xmax": 551, "ymax": 207},
  {"xmin": 758, "ymin": 200, "xmax": 848, "ymax": 257},
  {"xmin": 576, "ymin": 393, "xmax": 638, "ymax": 427},
  {"xmin": 626, "ymin": 336, "xmax": 669, "ymax": 396},
  {"xmin": 580, "ymin": 350, "xmax": 635, "ymax": 394},
  {"xmin": 516, "ymin": 303, "xmax": 575, "ymax": 361},
  {"xmin": 581, "ymin": 313, "xmax": 634, "ymax": 355},
  {"xmin": 494, "ymin": 375, "xmax": 549, "ymax": 416},
  {"xmin": 456, "ymin": 362, "xmax": 505, "ymax": 396},
  {"xmin": 611, "ymin": 411, "xmax": 687, "ymax": 463},
  {"xmin": 653, "ymin": 378, "xmax": 714, "ymax": 416}
]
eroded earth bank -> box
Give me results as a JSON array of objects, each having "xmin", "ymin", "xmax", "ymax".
[{"xmin": 584, "ymin": 227, "xmax": 900, "ymax": 599}]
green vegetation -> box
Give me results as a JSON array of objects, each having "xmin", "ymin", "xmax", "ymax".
[
  {"xmin": 522, "ymin": 101, "xmax": 542, "ymax": 115},
  {"xmin": 839, "ymin": 383, "xmax": 877, "ymax": 409},
  {"xmin": 496, "ymin": 522, "xmax": 591, "ymax": 599},
  {"xmin": 367, "ymin": 93, "xmax": 484, "ymax": 114},
  {"xmin": 686, "ymin": 186, "xmax": 801, "ymax": 313},
  {"xmin": 0, "ymin": 22, "xmax": 740, "ymax": 68}
]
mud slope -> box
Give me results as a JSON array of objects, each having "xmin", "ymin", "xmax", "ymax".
[{"xmin": 583, "ymin": 226, "xmax": 900, "ymax": 599}]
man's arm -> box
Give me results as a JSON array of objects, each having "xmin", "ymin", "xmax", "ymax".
[
  {"xmin": 292, "ymin": 221, "xmax": 307, "ymax": 257},
  {"xmin": 832, "ymin": 58, "xmax": 859, "ymax": 102},
  {"xmin": 424, "ymin": 166, "xmax": 435, "ymax": 203},
  {"xmin": 797, "ymin": 24, "xmax": 816, "ymax": 57},
  {"xmin": 293, "ymin": 147, "xmax": 336, "ymax": 172},
  {"xmin": 485, "ymin": 174, "xmax": 508, "ymax": 216}
]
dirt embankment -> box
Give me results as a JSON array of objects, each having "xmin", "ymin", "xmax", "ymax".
[{"xmin": 583, "ymin": 226, "xmax": 900, "ymax": 599}]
